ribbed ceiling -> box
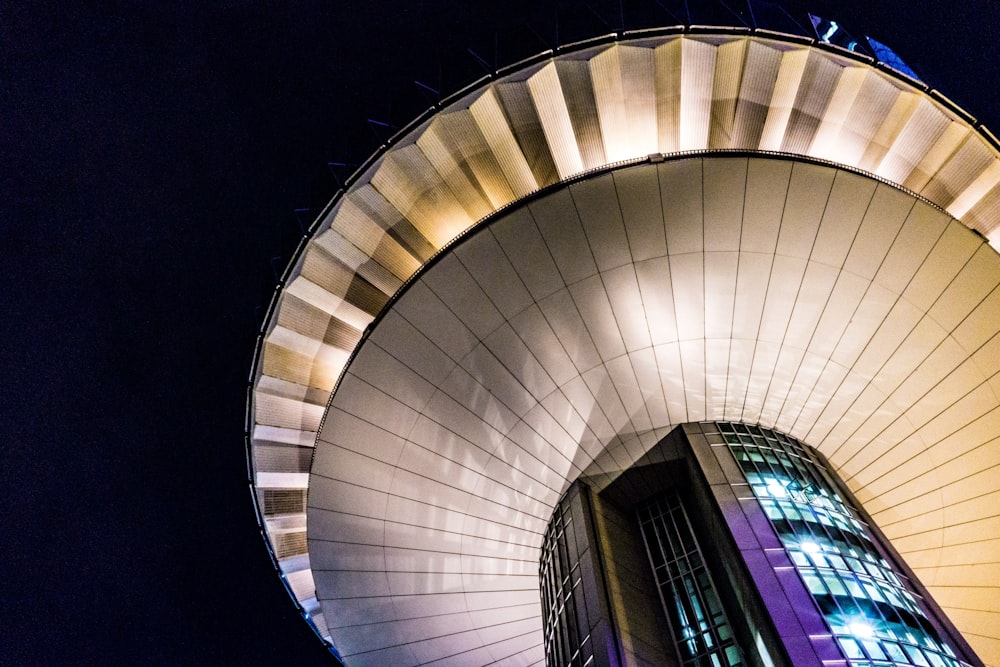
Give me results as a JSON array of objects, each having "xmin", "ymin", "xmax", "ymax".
[
  {"xmin": 307, "ymin": 157, "xmax": 999, "ymax": 665},
  {"xmin": 248, "ymin": 31, "xmax": 1000, "ymax": 666}
]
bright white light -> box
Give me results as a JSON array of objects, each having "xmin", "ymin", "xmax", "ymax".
[
  {"xmin": 848, "ymin": 621, "xmax": 874, "ymax": 638},
  {"xmin": 766, "ymin": 480, "xmax": 788, "ymax": 498},
  {"xmin": 801, "ymin": 541, "xmax": 821, "ymax": 553}
]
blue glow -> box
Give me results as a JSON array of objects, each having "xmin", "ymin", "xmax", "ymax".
[
  {"xmin": 821, "ymin": 20, "xmax": 838, "ymax": 42},
  {"xmin": 867, "ymin": 35, "xmax": 921, "ymax": 80},
  {"xmin": 811, "ymin": 14, "xmax": 864, "ymax": 53}
]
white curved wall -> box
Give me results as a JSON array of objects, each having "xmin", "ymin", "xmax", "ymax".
[{"xmin": 307, "ymin": 157, "xmax": 999, "ymax": 665}]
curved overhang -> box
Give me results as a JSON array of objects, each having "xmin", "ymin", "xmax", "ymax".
[{"xmin": 247, "ymin": 29, "xmax": 1000, "ymax": 665}]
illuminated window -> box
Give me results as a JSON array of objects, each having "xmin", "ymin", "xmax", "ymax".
[
  {"xmin": 719, "ymin": 423, "xmax": 966, "ymax": 667},
  {"xmin": 540, "ymin": 494, "xmax": 595, "ymax": 667},
  {"xmin": 637, "ymin": 491, "xmax": 746, "ymax": 667}
]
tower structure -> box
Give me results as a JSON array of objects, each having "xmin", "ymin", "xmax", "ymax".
[
  {"xmin": 246, "ymin": 16, "xmax": 1000, "ymax": 667},
  {"xmin": 538, "ymin": 422, "xmax": 978, "ymax": 666}
]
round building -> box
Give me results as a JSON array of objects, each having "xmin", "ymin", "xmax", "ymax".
[{"xmin": 247, "ymin": 23, "xmax": 1000, "ymax": 667}]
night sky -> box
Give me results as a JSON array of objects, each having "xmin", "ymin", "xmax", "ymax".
[{"xmin": 4, "ymin": 1, "xmax": 998, "ymax": 664}]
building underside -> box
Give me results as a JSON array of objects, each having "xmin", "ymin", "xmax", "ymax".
[{"xmin": 247, "ymin": 29, "xmax": 1000, "ymax": 666}]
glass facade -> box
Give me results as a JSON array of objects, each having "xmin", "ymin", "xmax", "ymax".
[
  {"xmin": 718, "ymin": 422, "xmax": 968, "ymax": 667},
  {"xmin": 637, "ymin": 490, "xmax": 746, "ymax": 667},
  {"xmin": 539, "ymin": 423, "xmax": 975, "ymax": 667},
  {"xmin": 539, "ymin": 486, "xmax": 597, "ymax": 667}
]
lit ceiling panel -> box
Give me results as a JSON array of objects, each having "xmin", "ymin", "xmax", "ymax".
[{"xmin": 306, "ymin": 157, "xmax": 999, "ymax": 665}]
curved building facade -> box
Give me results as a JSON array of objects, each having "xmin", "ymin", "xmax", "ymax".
[
  {"xmin": 247, "ymin": 25, "xmax": 1000, "ymax": 666},
  {"xmin": 538, "ymin": 422, "xmax": 978, "ymax": 666}
]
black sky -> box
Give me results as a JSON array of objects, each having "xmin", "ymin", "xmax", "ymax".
[{"xmin": 3, "ymin": 1, "xmax": 998, "ymax": 664}]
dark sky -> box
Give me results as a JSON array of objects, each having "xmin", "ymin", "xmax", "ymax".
[{"xmin": 4, "ymin": 1, "xmax": 998, "ymax": 664}]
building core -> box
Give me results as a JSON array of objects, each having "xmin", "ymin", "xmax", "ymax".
[{"xmin": 540, "ymin": 422, "xmax": 977, "ymax": 666}]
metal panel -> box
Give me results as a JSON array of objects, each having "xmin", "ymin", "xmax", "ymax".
[
  {"xmin": 528, "ymin": 187, "xmax": 597, "ymax": 285},
  {"xmin": 774, "ymin": 161, "xmax": 836, "ymax": 260},
  {"xmin": 455, "ymin": 229, "xmax": 535, "ymax": 320},
  {"xmin": 568, "ymin": 273, "xmax": 626, "ymax": 361},
  {"xmin": 634, "ymin": 256, "xmax": 678, "ymax": 346},
  {"xmin": 527, "ymin": 62, "xmax": 584, "ymax": 179},
  {"xmin": 654, "ymin": 37, "xmax": 683, "ymax": 152},
  {"xmin": 589, "ymin": 44, "xmax": 657, "ymax": 162},
  {"xmin": 783, "ymin": 50, "xmax": 842, "ymax": 155},
  {"xmin": 601, "ymin": 264, "xmax": 650, "ymax": 352},
  {"xmin": 372, "ymin": 144, "xmax": 473, "ymax": 247},
  {"xmin": 659, "ymin": 158, "xmax": 703, "ymax": 255},
  {"xmin": 555, "ymin": 59, "xmax": 606, "ymax": 171},
  {"xmin": 811, "ymin": 169, "xmax": 878, "ymax": 269},
  {"xmin": 470, "ymin": 87, "xmax": 540, "ymax": 198},
  {"xmin": 703, "ymin": 157, "xmax": 747, "ymax": 252},
  {"xmin": 614, "ymin": 165, "xmax": 666, "ymax": 262},
  {"xmin": 679, "ymin": 37, "xmax": 717, "ymax": 151},
  {"xmin": 493, "ymin": 79, "xmax": 560, "ymax": 190},
  {"xmin": 732, "ymin": 39, "xmax": 782, "ymax": 148},
  {"xmin": 424, "ymin": 252, "xmax": 505, "ymax": 340},
  {"xmin": 418, "ymin": 114, "xmax": 496, "ymax": 221},
  {"xmin": 709, "ymin": 37, "xmax": 747, "ymax": 149},
  {"xmin": 570, "ymin": 172, "xmax": 633, "ymax": 271}
]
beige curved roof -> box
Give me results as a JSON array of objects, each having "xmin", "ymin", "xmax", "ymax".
[{"xmin": 248, "ymin": 31, "xmax": 1000, "ymax": 666}]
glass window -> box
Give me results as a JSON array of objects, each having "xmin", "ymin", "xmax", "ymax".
[
  {"xmin": 638, "ymin": 490, "xmax": 746, "ymax": 667},
  {"xmin": 790, "ymin": 551, "xmax": 810, "ymax": 567},
  {"xmin": 821, "ymin": 572, "xmax": 848, "ymax": 596},
  {"xmin": 863, "ymin": 639, "xmax": 888, "ymax": 660},
  {"xmin": 803, "ymin": 572, "xmax": 827, "ymax": 595},
  {"xmin": 863, "ymin": 581, "xmax": 885, "ymax": 602},
  {"xmin": 903, "ymin": 643, "xmax": 932, "ymax": 667},
  {"xmin": 847, "ymin": 558, "xmax": 867, "ymax": 574},
  {"xmin": 926, "ymin": 651, "xmax": 948, "ymax": 667},
  {"xmin": 827, "ymin": 554, "xmax": 847, "ymax": 570},
  {"xmin": 866, "ymin": 35, "xmax": 921, "ymax": 80},
  {"xmin": 718, "ymin": 422, "xmax": 966, "ymax": 667},
  {"xmin": 839, "ymin": 637, "xmax": 865, "ymax": 659},
  {"xmin": 883, "ymin": 642, "xmax": 908, "ymax": 662}
]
